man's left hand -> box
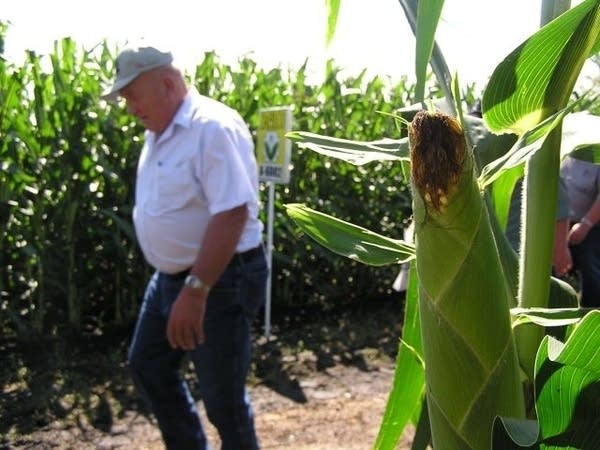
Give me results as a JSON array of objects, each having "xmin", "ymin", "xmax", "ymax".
[{"xmin": 166, "ymin": 288, "xmax": 207, "ymax": 350}]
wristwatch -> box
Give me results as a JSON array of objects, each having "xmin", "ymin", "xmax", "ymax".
[{"xmin": 184, "ymin": 274, "xmax": 210, "ymax": 294}]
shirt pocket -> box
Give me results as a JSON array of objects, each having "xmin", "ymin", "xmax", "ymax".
[{"xmin": 149, "ymin": 159, "xmax": 196, "ymax": 214}]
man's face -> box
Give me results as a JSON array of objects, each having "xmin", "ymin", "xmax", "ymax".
[{"xmin": 119, "ymin": 70, "xmax": 171, "ymax": 134}]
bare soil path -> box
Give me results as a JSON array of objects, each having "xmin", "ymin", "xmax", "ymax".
[{"xmin": 2, "ymin": 295, "xmax": 415, "ymax": 449}]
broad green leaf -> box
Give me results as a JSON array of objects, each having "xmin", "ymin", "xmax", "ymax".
[
  {"xmin": 534, "ymin": 312, "xmax": 600, "ymax": 447},
  {"xmin": 544, "ymin": 310, "xmax": 600, "ymax": 372},
  {"xmin": 489, "ymin": 166, "xmax": 523, "ymax": 232},
  {"xmin": 411, "ymin": 400, "xmax": 432, "ymax": 450},
  {"xmin": 483, "ymin": 0, "xmax": 600, "ymax": 382},
  {"xmin": 511, "ymin": 307, "xmax": 589, "ymax": 328},
  {"xmin": 284, "ymin": 203, "xmax": 415, "ymax": 266},
  {"xmin": 483, "ymin": 0, "xmax": 600, "ymax": 135},
  {"xmin": 286, "ymin": 131, "xmax": 407, "ymax": 166},
  {"xmin": 375, "ymin": 262, "xmax": 425, "ymax": 449},
  {"xmin": 492, "ymin": 311, "xmax": 600, "ymax": 449},
  {"xmin": 492, "ymin": 417, "xmax": 539, "ymax": 449},
  {"xmin": 466, "ymin": 117, "xmax": 517, "ymax": 172},
  {"xmin": 478, "ymin": 105, "xmax": 577, "ymax": 189}
]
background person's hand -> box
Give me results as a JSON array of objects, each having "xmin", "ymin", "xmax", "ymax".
[
  {"xmin": 552, "ymin": 245, "xmax": 573, "ymax": 277},
  {"xmin": 166, "ymin": 288, "xmax": 207, "ymax": 350},
  {"xmin": 568, "ymin": 221, "xmax": 591, "ymax": 246}
]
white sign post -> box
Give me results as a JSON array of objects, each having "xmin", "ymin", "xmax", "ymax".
[{"xmin": 256, "ymin": 106, "xmax": 293, "ymax": 337}]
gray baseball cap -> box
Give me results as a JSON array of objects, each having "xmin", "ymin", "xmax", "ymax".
[{"xmin": 101, "ymin": 46, "xmax": 173, "ymax": 101}]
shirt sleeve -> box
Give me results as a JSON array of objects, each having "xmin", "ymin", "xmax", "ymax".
[
  {"xmin": 556, "ymin": 174, "xmax": 569, "ymax": 220},
  {"xmin": 200, "ymin": 121, "xmax": 257, "ymax": 216}
]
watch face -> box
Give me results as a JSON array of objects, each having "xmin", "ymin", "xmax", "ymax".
[
  {"xmin": 185, "ymin": 275, "xmax": 199, "ymax": 287},
  {"xmin": 185, "ymin": 275, "xmax": 208, "ymax": 292}
]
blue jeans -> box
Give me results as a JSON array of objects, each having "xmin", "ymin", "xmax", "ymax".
[
  {"xmin": 128, "ymin": 247, "xmax": 268, "ymax": 450},
  {"xmin": 571, "ymin": 226, "xmax": 600, "ymax": 307}
]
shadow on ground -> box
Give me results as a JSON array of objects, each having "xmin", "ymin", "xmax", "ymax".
[{"xmin": 0, "ymin": 293, "xmax": 405, "ymax": 448}]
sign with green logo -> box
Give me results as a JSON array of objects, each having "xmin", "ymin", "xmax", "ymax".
[{"xmin": 256, "ymin": 106, "xmax": 292, "ymax": 184}]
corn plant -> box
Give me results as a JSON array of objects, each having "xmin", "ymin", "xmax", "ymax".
[
  {"xmin": 287, "ymin": 0, "xmax": 600, "ymax": 448},
  {"xmin": 1, "ymin": 27, "xmax": 424, "ymax": 338},
  {"xmin": 0, "ymin": 37, "xmax": 150, "ymax": 335}
]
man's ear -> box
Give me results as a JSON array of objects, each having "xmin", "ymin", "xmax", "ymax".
[{"xmin": 162, "ymin": 75, "xmax": 175, "ymax": 96}]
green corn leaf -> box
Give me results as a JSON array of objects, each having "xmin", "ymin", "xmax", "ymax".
[
  {"xmin": 284, "ymin": 203, "xmax": 415, "ymax": 266},
  {"xmin": 481, "ymin": 112, "xmax": 600, "ymax": 216},
  {"xmin": 478, "ymin": 105, "xmax": 577, "ymax": 189},
  {"xmin": 414, "ymin": 0, "xmax": 445, "ymax": 102},
  {"xmin": 492, "ymin": 417, "xmax": 539, "ymax": 449},
  {"xmin": 375, "ymin": 262, "xmax": 425, "ymax": 449},
  {"xmin": 540, "ymin": 310, "xmax": 600, "ymax": 372},
  {"xmin": 489, "ymin": 166, "xmax": 523, "ymax": 233},
  {"xmin": 448, "ymin": 111, "xmax": 519, "ymax": 230},
  {"xmin": 494, "ymin": 311, "xmax": 600, "ymax": 448},
  {"xmin": 286, "ymin": 131, "xmax": 408, "ymax": 166},
  {"xmin": 511, "ymin": 307, "xmax": 589, "ymax": 328},
  {"xmin": 483, "ymin": 0, "xmax": 600, "ymax": 135},
  {"xmin": 397, "ymin": 0, "xmax": 454, "ymax": 109},
  {"xmin": 411, "ymin": 400, "xmax": 432, "ymax": 450},
  {"xmin": 486, "ymin": 190, "xmax": 579, "ymax": 327},
  {"xmin": 482, "ymin": 0, "xmax": 600, "ymax": 382},
  {"xmin": 410, "ymin": 112, "xmax": 525, "ymax": 449},
  {"xmin": 325, "ymin": 0, "xmax": 341, "ymax": 45}
]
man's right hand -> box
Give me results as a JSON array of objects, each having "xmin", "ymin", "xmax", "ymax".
[{"xmin": 166, "ymin": 287, "xmax": 207, "ymax": 350}]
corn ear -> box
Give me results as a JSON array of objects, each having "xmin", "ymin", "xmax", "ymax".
[{"xmin": 410, "ymin": 111, "xmax": 525, "ymax": 449}]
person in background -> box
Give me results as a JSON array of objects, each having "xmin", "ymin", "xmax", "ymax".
[
  {"xmin": 553, "ymin": 155, "xmax": 600, "ymax": 307},
  {"xmin": 101, "ymin": 45, "xmax": 268, "ymax": 450}
]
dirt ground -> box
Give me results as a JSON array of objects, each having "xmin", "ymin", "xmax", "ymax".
[{"xmin": 2, "ymin": 295, "xmax": 416, "ymax": 450}]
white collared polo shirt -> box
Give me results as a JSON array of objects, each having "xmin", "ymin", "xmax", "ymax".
[{"xmin": 132, "ymin": 88, "xmax": 263, "ymax": 274}]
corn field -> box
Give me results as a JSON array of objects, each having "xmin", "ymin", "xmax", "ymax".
[{"xmin": 0, "ymin": 26, "xmax": 470, "ymax": 338}]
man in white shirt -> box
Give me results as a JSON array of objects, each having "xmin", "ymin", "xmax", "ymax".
[{"xmin": 102, "ymin": 46, "xmax": 267, "ymax": 449}]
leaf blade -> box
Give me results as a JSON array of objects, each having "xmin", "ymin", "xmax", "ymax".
[{"xmin": 284, "ymin": 203, "xmax": 415, "ymax": 266}]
